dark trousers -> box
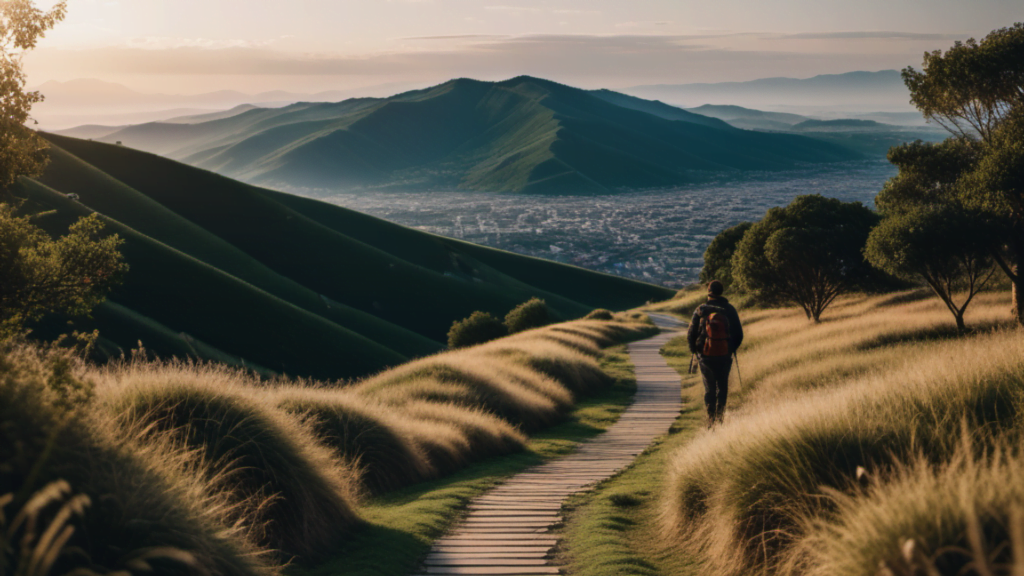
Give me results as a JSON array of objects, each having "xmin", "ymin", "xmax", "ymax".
[{"xmin": 698, "ymin": 355, "xmax": 732, "ymax": 422}]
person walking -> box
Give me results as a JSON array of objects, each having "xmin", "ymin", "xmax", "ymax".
[{"xmin": 687, "ymin": 280, "xmax": 743, "ymax": 427}]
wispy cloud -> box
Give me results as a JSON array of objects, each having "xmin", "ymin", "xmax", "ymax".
[{"xmin": 778, "ymin": 31, "xmax": 966, "ymax": 40}]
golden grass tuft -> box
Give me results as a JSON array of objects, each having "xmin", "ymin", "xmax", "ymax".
[
  {"xmin": 0, "ymin": 343, "xmax": 275, "ymax": 576},
  {"xmin": 99, "ymin": 360, "xmax": 361, "ymax": 562}
]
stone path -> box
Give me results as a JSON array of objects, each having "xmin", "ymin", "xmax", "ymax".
[{"xmin": 415, "ymin": 313, "xmax": 686, "ymax": 575}]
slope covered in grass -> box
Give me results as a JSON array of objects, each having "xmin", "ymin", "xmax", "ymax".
[
  {"xmin": 92, "ymin": 77, "xmax": 860, "ymax": 194},
  {"xmin": 1, "ymin": 314, "xmax": 656, "ymax": 574},
  {"xmin": 649, "ymin": 291, "xmax": 1024, "ymax": 576},
  {"xmin": 18, "ymin": 135, "xmax": 671, "ymax": 379}
]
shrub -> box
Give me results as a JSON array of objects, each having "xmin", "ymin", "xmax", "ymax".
[
  {"xmin": 584, "ymin": 308, "xmax": 614, "ymax": 321},
  {"xmin": 504, "ymin": 298, "xmax": 551, "ymax": 333},
  {"xmin": 447, "ymin": 311, "xmax": 507, "ymax": 348}
]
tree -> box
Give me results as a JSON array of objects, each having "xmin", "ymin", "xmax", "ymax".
[
  {"xmin": 0, "ymin": 205, "xmax": 127, "ymax": 338},
  {"xmin": 447, "ymin": 311, "xmax": 507, "ymax": 348},
  {"xmin": 902, "ymin": 23, "xmax": 1024, "ymax": 142},
  {"xmin": 732, "ymin": 195, "xmax": 878, "ymax": 322},
  {"xmin": 699, "ymin": 221, "xmax": 752, "ymax": 290},
  {"xmin": 901, "ymin": 24, "xmax": 1024, "ymax": 326},
  {"xmin": 865, "ymin": 206, "xmax": 999, "ymax": 333},
  {"xmin": 960, "ymin": 108, "xmax": 1024, "ymax": 324},
  {"xmin": 0, "ymin": 0, "xmax": 67, "ymax": 191},
  {"xmin": 504, "ymin": 298, "xmax": 551, "ymax": 334},
  {"xmin": 875, "ymin": 138, "xmax": 980, "ymax": 215}
]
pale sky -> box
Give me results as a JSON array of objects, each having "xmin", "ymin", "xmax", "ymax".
[{"xmin": 24, "ymin": 0, "xmax": 1023, "ymax": 94}]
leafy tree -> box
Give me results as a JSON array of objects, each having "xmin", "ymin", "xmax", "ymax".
[
  {"xmin": 699, "ymin": 221, "xmax": 752, "ymax": 290},
  {"xmin": 960, "ymin": 108, "xmax": 1024, "ymax": 324},
  {"xmin": 733, "ymin": 195, "xmax": 878, "ymax": 322},
  {"xmin": 902, "ymin": 23, "xmax": 1024, "ymax": 142},
  {"xmin": 866, "ymin": 206, "xmax": 999, "ymax": 333},
  {"xmin": 875, "ymin": 138, "xmax": 980, "ymax": 215},
  {"xmin": 447, "ymin": 311, "xmax": 506, "ymax": 348},
  {"xmin": 0, "ymin": 205, "xmax": 127, "ymax": 338},
  {"xmin": 0, "ymin": 0, "xmax": 67, "ymax": 191},
  {"xmin": 504, "ymin": 297, "xmax": 550, "ymax": 334},
  {"xmin": 899, "ymin": 24, "xmax": 1024, "ymax": 326}
]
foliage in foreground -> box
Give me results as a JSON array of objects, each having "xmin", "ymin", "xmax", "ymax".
[
  {"xmin": 1, "ymin": 205, "xmax": 127, "ymax": 338},
  {"xmin": 0, "ymin": 0, "xmax": 66, "ymax": 190}
]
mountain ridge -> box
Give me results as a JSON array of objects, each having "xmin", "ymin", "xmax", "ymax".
[{"xmin": 82, "ymin": 75, "xmax": 861, "ymax": 194}]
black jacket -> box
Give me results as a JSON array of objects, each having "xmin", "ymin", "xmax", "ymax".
[{"xmin": 687, "ymin": 296, "xmax": 743, "ymax": 355}]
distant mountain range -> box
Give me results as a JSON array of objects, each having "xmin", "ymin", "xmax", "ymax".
[
  {"xmin": 18, "ymin": 134, "xmax": 671, "ymax": 380},
  {"xmin": 685, "ymin": 103, "xmax": 947, "ymax": 155},
  {"xmin": 58, "ymin": 76, "xmax": 859, "ymax": 194},
  {"xmin": 627, "ymin": 70, "xmax": 914, "ymax": 114}
]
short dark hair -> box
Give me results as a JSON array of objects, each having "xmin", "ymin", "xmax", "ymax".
[{"xmin": 708, "ymin": 280, "xmax": 724, "ymax": 296}]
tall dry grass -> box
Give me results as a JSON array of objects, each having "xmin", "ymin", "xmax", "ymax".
[
  {"xmin": 0, "ymin": 343, "xmax": 275, "ymax": 576},
  {"xmin": 2, "ymin": 316, "xmax": 655, "ymax": 573},
  {"xmin": 659, "ymin": 290, "xmax": 1024, "ymax": 576}
]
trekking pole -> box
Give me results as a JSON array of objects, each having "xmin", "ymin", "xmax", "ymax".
[
  {"xmin": 733, "ymin": 352, "xmax": 743, "ymax": 392},
  {"xmin": 688, "ymin": 353, "xmax": 696, "ymax": 375}
]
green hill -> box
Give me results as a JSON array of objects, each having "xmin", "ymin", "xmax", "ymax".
[
  {"xmin": 18, "ymin": 134, "xmax": 672, "ymax": 380},
  {"xmin": 93, "ymin": 76, "xmax": 861, "ymax": 194}
]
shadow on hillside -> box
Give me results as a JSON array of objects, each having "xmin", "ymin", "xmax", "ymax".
[{"xmin": 855, "ymin": 319, "xmax": 1013, "ymax": 351}]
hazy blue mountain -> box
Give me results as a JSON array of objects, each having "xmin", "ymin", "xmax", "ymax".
[{"xmin": 627, "ymin": 70, "xmax": 911, "ymax": 113}]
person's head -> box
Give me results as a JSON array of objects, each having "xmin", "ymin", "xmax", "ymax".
[{"xmin": 708, "ymin": 280, "xmax": 724, "ymax": 298}]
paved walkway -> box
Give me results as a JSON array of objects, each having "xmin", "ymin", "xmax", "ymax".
[{"xmin": 415, "ymin": 313, "xmax": 686, "ymax": 575}]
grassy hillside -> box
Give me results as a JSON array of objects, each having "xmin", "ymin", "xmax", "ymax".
[
  {"xmin": 1, "ymin": 314, "xmax": 655, "ymax": 575},
  {"xmin": 563, "ymin": 291, "xmax": 1024, "ymax": 576},
  {"xmin": 19, "ymin": 135, "xmax": 671, "ymax": 379},
  {"xmin": 90, "ymin": 76, "xmax": 860, "ymax": 194}
]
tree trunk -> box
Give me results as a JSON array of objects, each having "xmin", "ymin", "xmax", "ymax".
[
  {"xmin": 1013, "ymin": 266, "xmax": 1023, "ymax": 327},
  {"xmin": 955, "ymin": 312, "xmax": 967, "ymax": 335}
]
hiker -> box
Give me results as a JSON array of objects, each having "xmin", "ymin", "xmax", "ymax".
[{"xmin": 687, "ymin": 280, "xmax": 743, "ymax": 427}]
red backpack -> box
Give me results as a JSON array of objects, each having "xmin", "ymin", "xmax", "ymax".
[{"xmin": 700, "ymin": 305, "xmax": 731, "ymax": 357}]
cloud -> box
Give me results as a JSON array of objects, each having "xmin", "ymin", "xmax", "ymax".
[
  {"xmin": 24, "ymin": 32, "xmax": 944, "ymax": 90},
  {"xmin": 778, "ymin": 31, "xmax": 965, "ymax": 40}
]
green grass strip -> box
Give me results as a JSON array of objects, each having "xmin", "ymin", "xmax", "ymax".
[{"xmin": 555, "ymin": 349, "xmax": 706, "ymax": 576}]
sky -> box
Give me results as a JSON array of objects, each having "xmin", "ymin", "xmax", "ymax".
[{"xmin": 24, "ymin": 0, "xmax": 1023, "ymax": 95}]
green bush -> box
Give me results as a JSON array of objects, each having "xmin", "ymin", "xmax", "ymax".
[
  {"xmin": 584, "ymin": 308, "xmax": 614, "ymax": 320},
  {"xmin": 447, "ymin": 311, "xmax": 507, "ymax": 348},
  {"xmin": 504, "ymin": 298, "xmax": 551, "ymax": 334}
]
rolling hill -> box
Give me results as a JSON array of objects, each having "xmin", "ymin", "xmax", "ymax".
[
  {"xmin": 16, "ymin": 134, "xmax": 673, "ymax": 380},
  {"xmin": 83, "ymin": 76, "xmax": 860, "ymax": 194}
]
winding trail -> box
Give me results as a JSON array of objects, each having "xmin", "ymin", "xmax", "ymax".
[{"xmin": 415, "ymin": 314, "xmax": 686, "ymax": 575}]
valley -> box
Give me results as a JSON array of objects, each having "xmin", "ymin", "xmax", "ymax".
[{"xmin": 323, "ymin": 158, "xmax": 894, "ymax": 288}]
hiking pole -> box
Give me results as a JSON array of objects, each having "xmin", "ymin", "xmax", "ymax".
[
  {"xmin": 688, "ymin": 353, "xmax": 697, "ymax": 375},
  {"xmin": 733, "ymin": 352, "xmax": 743, "ymax": 392}
]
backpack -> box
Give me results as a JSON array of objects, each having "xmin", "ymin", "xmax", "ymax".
[{"xmin": 698, "ymin": 304, "xmax": 731, "ymax": 357}]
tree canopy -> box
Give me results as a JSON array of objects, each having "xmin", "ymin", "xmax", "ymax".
[
  {"xmin": 0, "ymin": 0, "xmax": 66, "ymax": 190},
  {"xmin": 0, "ymin": 206, "xmax": 128, "ymax": 338},
  {"xmin": 699, "ymin": 221, "xmax": 752, "ymax": 290},
  {"xmin": 903, "ymin": 23, "xmax": 1024, "ymax": 142},
  {"xmin": 866, "ymin": 206, "xmax": 999, "ymax": 333},
  {"xmin": 733, "ymin": 195, "xmax": 878, "ymax": 322}
]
